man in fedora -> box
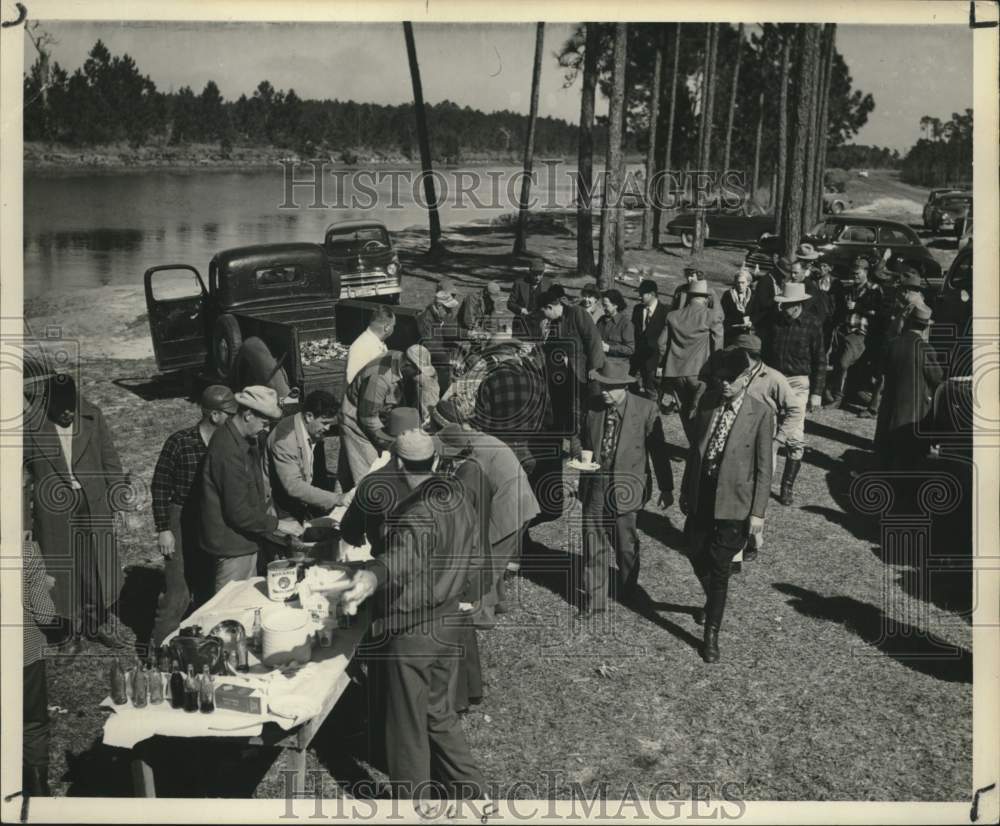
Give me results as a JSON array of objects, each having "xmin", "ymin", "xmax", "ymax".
[
  {"xmin": 681, "ymin": 348, "xmax": 774, "ymax": 663},
  {"xmin": 671, "ymin": 267, "xmax": 717, "ymax": 311},
  {"xmin": 200, "ymin": 385, "xmax": 304, "ymax": 593},
  {"xmin": 150, "ymin": 384, "xmax": 238, "ymax": 646},
  {"xmin": 874, "ymin": 304, "xmax": 943, "ymax": 470},
  {"xmin": 576, "ymin": 360, "xmax": 673, "ymax": 619},
  {"xmin": 748, "ymin": 255, "xmax": 788, "ymax": 329},
  {"xmin": 757, "ymin": 282, "xmax": 825, "ymax": 505},
  {"xmin": 658, "ymin": 277, "xmax": 724, "ymax": 445},
  {"xmin": 632, "ymin": 278, "xmax": 669, "ymax": 400}
]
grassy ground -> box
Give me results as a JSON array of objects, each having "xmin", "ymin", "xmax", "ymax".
[{"xmin": 30, "ymin": 170, "xmax": 972, "ymax": 800}]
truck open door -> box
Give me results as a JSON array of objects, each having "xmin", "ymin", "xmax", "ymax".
[{"xmin": 144, "ymin": 265, "xmax": 209, "ymax": 373}]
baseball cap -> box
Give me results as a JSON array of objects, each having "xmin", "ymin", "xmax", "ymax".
[{"xmin": 200, "ymin": 384, "xmax": 238, "ymax": 414}]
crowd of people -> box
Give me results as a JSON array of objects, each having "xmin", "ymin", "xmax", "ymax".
[{"xmin": 19, "ymin": 247, "xmax": 960, "ymax": 801}]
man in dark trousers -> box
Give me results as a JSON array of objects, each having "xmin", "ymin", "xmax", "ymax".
[
  {"xmin": 200, "ymin": 386, "xmax": 303, "ymax": 592},
  {"xmin": 507, "ymin": 259, "xmax": 552, "ymax": 338},
  {"xmin": 631, "ymin": 278, "xmax": 669, "ymax": 399},
  {"xmin": 681, "ymin": 348, "xmax": 774, "ymax": 663},
  {"xmin": 874, "ymin": 304, "xmax": 943, "ymax": 470},
  {"xmin": 149, "ymin": 384, "xmax": 237, "ymax": 648},
  {"xmin": 340, "ymin": 430, "xmax": 488, "ymax": 802},
  {"xmin": 576, "ymin": 361, "xmax": 674, "ymax": 619},
  {"xmin": 539, "ymin": 285, "xmax": 606, "ymax": 456}
]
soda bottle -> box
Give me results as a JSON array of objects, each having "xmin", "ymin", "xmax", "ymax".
[
  {"xmin": 250, "ymin": 608, "xmax": 263, "ymax": 652},
  {"xmin": 110, "ymin": 658, "xmax": 128, "ymax": 705},
  {"xmin": 157, "ymin": 646, "xmax": 171, "ymax": 675},
  {"xmin": 183, "ymin": 665, "xmax": 199, "ymax": 712},
  {"xmin": 131, "ymin": 661, "xmax": 149, "ymax": 708},
  {"xmin": 199, "ymin": 665, "xmax": 215, "ymax": 713},
  {"xmin": 236, "ymin": 637, "xmax": 250, "ymax": 673},
  {"xmin": 169, "ymin": 661, "xmax": 185, "ymax": 709},
  {"xmin": 148, "ymin": 658, "xmax": 164, "ymax": 705}
]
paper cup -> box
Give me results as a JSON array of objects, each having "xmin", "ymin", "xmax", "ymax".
[{"xmin": 580, "ymin": 450, "xmax": 594, "ymax": 465}]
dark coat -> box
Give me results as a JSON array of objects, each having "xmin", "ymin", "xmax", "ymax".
[
  {"xmin": 631, "ymin": 299, "xmax": 669, "ymax": 373},
  {"xmin": 875, "ymin": 330, "xmax": 944, "ymax": 453},
  {"xmin": 24, "ymin": 398, "xmax": 129, "ymax": 617},
  {"xmin": 682, "ymin": 390, "xmax": 774, "ymax": 521},
  {"xmin": 720, "ymin": 288, "xmax": 753, "ymax": 344},
  {"xmin": 507, "ymin": 276, "xmax": 552, "ymax": 316},
  {"xmin": 544, "ymin": 303, "xmax": 606, "ymax": 383},
  {"xmin": 579, "ymin": 393, "xmax": 673, "ymax": 516},
  {"xmin": 748, "ymin": 273, "xmax": 779, "ymax": 329},
  {"xmin": 596, "ymin": 310, "xmax": 636, "ymax": 360}
]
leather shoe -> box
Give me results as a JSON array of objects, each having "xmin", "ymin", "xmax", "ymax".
[
  {"xmin": 702, "ymin": 626, "xmax": 720, "ymax": 663},
  {"xmin": 743, "ymin": 545, "xmax": 758, "ymax": 563}
]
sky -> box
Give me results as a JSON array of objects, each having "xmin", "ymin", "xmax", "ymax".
[{"xmin": 25, "ymin": 21, "xmax": 973, "ymax": 152}]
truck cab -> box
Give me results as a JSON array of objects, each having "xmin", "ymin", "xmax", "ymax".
[{"xmin": 323, "ymin": 219, "xmax": 401, "ymax": 304}]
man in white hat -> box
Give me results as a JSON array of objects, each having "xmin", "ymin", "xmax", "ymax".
[
  {"xmin": 657, "ymin": 278, "xmax": 724, "ymax": 446},
  {"xmin": 756, "ymin": 282, "xmax": 825, "ymax": 505},
  {"xmin": 340, "ymin": 428, "xmax": 488, "ymax": 801},
  {"xmin": 200, "ymin": 385, "xmax": 304, "ymax": 593}
]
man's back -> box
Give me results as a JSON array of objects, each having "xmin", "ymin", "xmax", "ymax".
[{"xmin": 662, "ymin": 303, "xmax": 722, "ymax": 377}]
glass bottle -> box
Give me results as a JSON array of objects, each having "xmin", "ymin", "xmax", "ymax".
[
  {"xmin": 148, "ymin": 658, "xmax": 164, "ymax": 705},
  {"xmin": 110, "ymin": 658, "xmax": 128, "ymax": 705},
  {"xmin": 131, "ymin": 661, "xmax": 149, "ymax": 708},
  {"xmin": 169, "ymin": 661, "xmax": 185, "ymax": 709},
  {"xmin": 199, "ymin": 665, "xmax": 215, "ymax": 713},
  {"xmin": 250, "ymin": 608, "xmax": 263, "ymax": 652},
  {"xmin": 157, "ymin": 646, "xmax": 171, "ymax": 675},
  {"xmin": 236, "ymin": 636, "xmax": 250, "ymax": 673},
  {"xmin": 183, "ymin": 665, "xmax": 199, "ymax": 712}
]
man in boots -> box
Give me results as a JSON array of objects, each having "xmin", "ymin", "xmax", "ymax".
[
  {"xmin": 757, "ymin": 282, "xmax": 824, "ymax": 505},
  {"xmin": 682, "ymin": 348, "xmax": 773, "ymax": 663}
]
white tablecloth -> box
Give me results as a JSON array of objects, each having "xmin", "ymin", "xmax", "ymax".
[{"xmin": 101, "ymin": 578, "xmax": 361, "ymax": 750}]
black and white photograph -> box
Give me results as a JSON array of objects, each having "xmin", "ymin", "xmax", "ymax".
[{"xmin": 1, "ymin": 0, "xmax": 997, "ymax": 822}]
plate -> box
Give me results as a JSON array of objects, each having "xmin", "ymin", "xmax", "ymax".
[{"xmin": 567, "ymin": 459, "xmax": 601, "ymax": 471}]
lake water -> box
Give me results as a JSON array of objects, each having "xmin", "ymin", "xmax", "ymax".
[{"xmin": 23, "ymin": 162, "xmax": 608, "ymax": 298}]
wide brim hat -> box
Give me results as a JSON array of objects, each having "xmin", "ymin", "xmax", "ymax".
[
  {"xmin": 404, "ymin": 344, "xmax": 437, "ymax": 378},
  {"xmin": 725, "ymin": 333, "xmax": 762, "ymax": 354},
  {"xmin": 687, "ymin": 279, "xmax": 710, "ymax": 297},
  {"xmin": 590, "ymin": 360, "xmax": 636, "ymax": 386},
  {"xmin": 795, "ymin": 243, "xmax": 821, "ymax": 261},
  {"xmin": 394, "ymin": 429, "xmax": 435, "ymax": 461},
  {"xmin": 434, "ymin": 291, "xmax": 460, "ymax": 308},
  {"xmin": 234, "ymin": 385, "xmax": 283, "ymax": 419},
  {"xmin": 774, "ymin": 282, "xmax": 810, "ymax": 304}
]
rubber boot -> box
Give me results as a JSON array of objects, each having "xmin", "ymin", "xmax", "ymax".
[
  {"xmin": 779, "ymin": 459, "xmax": 802, "ymax": 506},
  {"xmin": 702, "ymin": 626, "xmax": 720, "ymax": 664}
]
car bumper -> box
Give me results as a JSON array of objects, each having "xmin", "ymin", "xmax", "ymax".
[{"xmin": 340, "ymin": 282, "xmax": 401, "ymax": 299}]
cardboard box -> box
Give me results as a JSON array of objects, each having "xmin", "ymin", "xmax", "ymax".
[{"xmin": 215, "ymin": 683, "xmax": 265, "ymax": 715}]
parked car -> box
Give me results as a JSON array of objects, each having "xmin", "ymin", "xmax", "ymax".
[
  {"xmin": 922, "ymin": 188, "xmax": 966, "ymax": 227},
  {"xmin": 857, "ymin": 170, "xmax": 869, "ymax": 178},
  {"xmin": 743, "ymin": 214, "xmax": 943, "ymax": 290},
  {"xmin": 823, "ymin": 192, "xmax": 852, "ymax": 214},
  {"xmin": 926, "ymin": 194, "xmax": 972, "ymax": 236},
  {"xmin": 665, "ymin": 199, "xmax": 774, "ymax": 248},
  {"xmin": 323, "ymin": 219, "xmax": 402, "ymax": 303},
  {"xmin": 144, "ymin": 243, "xmax": 425, "ymax": 399}
]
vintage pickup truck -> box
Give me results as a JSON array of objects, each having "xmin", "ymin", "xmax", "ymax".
[
  {"xmin": 324, "ymin": 219, "xmax": 402, "ymax": 303},
  {"xmin": 144, "ymin": 242, "xmax": 424, "ymax": 400}
]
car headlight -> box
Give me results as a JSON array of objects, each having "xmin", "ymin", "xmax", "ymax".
[{"xmin": 387, "ymin": 262, "xmax": 399, "ymax": 277}]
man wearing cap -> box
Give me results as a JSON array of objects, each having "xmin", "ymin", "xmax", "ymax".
[
  {"xmin": 346, "ymin": 305, "xmax": 396, "ymax": 386},
  {"xmin": 681, "ymin": 349, "xmax": 774, "ymax": 663},
  {"xmin": 632, "ymin": 278, "xmax": 669, "ymax": 399},
  {"xmin": 200, "ymin": 386, "xmax": 304, "ymax": 592},
  {"xmin": 698, "ymin": 335, "xmax": 802, "ymax": 564},
  {"xmin": 507, "ymin": 259, "xmax": 552, "ymax": 325},
  {"xmin": 671, "ymin": 268, "xmax": 717, "ymax": 311},
  {"xmin": 657, "ymin": 278, "xmax": 724, "ymax": 445},
  {"xmin": 458, "ymin": 281, "xmax": 503, "ymax": 340},
  {"xmin": 267, "ymin": 389, "xmax": 350, "ymax": 523},
  {"xmin": 874, "ymin": 304, "xmax": 943, "ymax": 470},
  {"xmin": 149, "ymin": 385, "xmax": 237, "ymax": 645},
  {"xmin": 341, "ymin": 429, "xmax": 489, "ymax": 800},
  {"xmin": 539, "ymin": 285, "xmax": 606, "ymax": 455},
  {"xmin": 417, "ymin": 284, "xmax": 461, "ymax": 362},
  {"xmin": 757, "ymin": 282, "xmax": 825, "ymax": 505},
  {"xmin": 824, "ymin": 256, "xmax": 885, "ymax": 408},
  {"xmin": 339, "ymin": 346, "xmax": 439, "ymax": 490},
  {"xmin": 576, "ymin": 361, "xmax": 674, "ymax": 618}
]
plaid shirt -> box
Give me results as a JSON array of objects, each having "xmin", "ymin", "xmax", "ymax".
[
  {"xmin": 840, "ymin": 282, "xmax": 884, "ymax": 336},
  {"xmin": 23, "ymin": 540, "xmax": 56, "ymax": 667},
  {"xmin": 472, "ymin": 352, "xmax": 551, "ymax": 437},
  {"xmin": 760, "ymin": 309, "xmax": 825, "ymax": 391},
  {"xmin": 151, "ymin": 425, "xmax": 208, "ymax": 532}
]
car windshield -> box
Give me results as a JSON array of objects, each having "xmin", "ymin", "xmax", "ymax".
[
  {"xmin": 940, "ymin": 198, "xmax": 970, "ymax": 210},
  {"xmin": 808, "ymin": 221, "xmax": 843, "ymax": 242},
  {"xmin": 325, "ymin": 226, "xmax": 390, "ymax": 257}
]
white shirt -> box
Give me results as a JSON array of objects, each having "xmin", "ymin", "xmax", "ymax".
[
  {"xmin": 345, "ymin": 328, "xmax": 388, "ymax": 385},
  {"xmin": 54, "ymin": 422, "xmax": 81, "ymax": 489}
]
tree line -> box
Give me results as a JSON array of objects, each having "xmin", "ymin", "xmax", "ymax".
[{"xmin": 899, "ymin": 110, "xmax": 973, "ymax": 187}]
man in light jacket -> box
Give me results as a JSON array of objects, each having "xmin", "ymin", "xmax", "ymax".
[{"xmin": 346, "ymin": 305, "xmax": 395, "ymax": 385}]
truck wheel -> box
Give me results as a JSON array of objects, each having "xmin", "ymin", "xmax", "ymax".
[
  {"xmin": 212, "ymin": 314, "xmax": 243, "ymax": 381},
  {"xmin": 831, "ymin": 200, "xmax": 845, "ymax": 214},
  {"xmin": 680, "ymin": 231, "xmax": 694, "ymax": 248}
]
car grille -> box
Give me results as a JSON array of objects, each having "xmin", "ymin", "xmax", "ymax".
[{"xmin": 341, "ymin": 271, "xmax": 399, "ymax": 288}]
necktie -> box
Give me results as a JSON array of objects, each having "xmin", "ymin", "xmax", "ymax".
[
  {"xmin": 704, "ymin": 403, "xmax": 737, "ymax": 478},
  {"xmin": 600, "ymin": 407, "xmax": 620, "ymax": 465},
  {"xmin": 643, "ymin": 307, "xmax": 651, "ymax": 330}
]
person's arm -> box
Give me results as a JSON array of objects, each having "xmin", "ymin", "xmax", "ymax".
[
  {"xmin": 607, "ymin": 317, "xmax": 635, "ymax": 357},
  {"xmin": 150, "ymin": 435, "xmax": 179, "ymax": 534},
  {"xmin": 750, "ymin": 406, "xmax": 775, "ymax": 519},
  {"xmin": 23, "ymin": 540, "xmax": 56, "ymax": 627},
  {"xmin": 709, "ymin": 304, "xmax": 724, "ymax": 352},
  {"xmin": 417, "ymin": 372, "xmax": 441, "ymax": 426},
  {"xmin": 271, "ymin": 432, "xmax": 341, "ymax": 511},
  {"xmin": 656, "ymin": 317, "xmax": 672, "ymax": 364},
  {"xmin": 216, "ymin": 449, "xmax": 280, "ymax": 538},
  {"xmin": 773, "ymin": 375, "xmax": 804, "ymax": 445},
  {"xmin": 358, "ymin": 374, "xmax": 395, "ymax": 451},
  {"xmin": 338, "ymin": 479, "xmax": 369, "ymax": 548},
  {"xmin": 921, "ymin": 339, "xmax": 945, "ymax": 390}
]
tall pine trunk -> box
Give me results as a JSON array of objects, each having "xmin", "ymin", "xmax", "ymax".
[
  {"xmin": 598, "ymin": 23, "xmax": 627, "ymax": 289},
  {"xmin": 751, "ymin": 90, "xmax": 764, "ymax": 200},
  {"xmin": 513, "ymin": 23, "xmax": 545, "ymax": 256},
  {"xmin": 722, "ymin": 23, "xmax": 745, "ymax": 173},
  {"xmin": 576, "ymin": 23, "xmax": 599, "ymax": 276},
  {"xmin": 693, "ymin": 23, "xmax": 717, "ymax": 255},
  {"xmin": 813, "ymin": 24, "xmax": 837, "ymax": 222},
  {"xmin": 773, "ymin": 29, "xmax": 792, "ymax": 229},
  {"xmin": 615, "ymin": 68, "xmax": 628, "ymax": 275},
  {"xmin": 801, "ymin": 25, "xmax": 823, "ymax": 232},
  {"xmin": 641, "ymin": 28, "xmax": 664, "ymax": 250},
  {"xmin": 403, "ymin": 22, "xmax": 442, "ymax": 253},
  {"xmin": 655, "ymin": 23, "xmax": 681, "ymax": 243},
  {"xmin": 779, "ymin": 24, "xmax": 821, "ymax": 261}
]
